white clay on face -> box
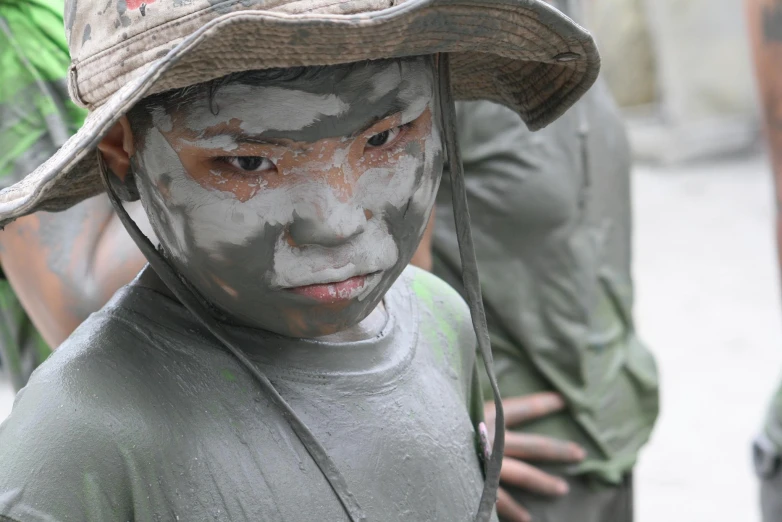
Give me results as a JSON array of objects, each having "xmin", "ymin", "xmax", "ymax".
[
  {"xmin": 151, "ymin": 105, "xmax": 174, "ymax": 133},
  {"xmin": 179, "ymin": 135, "xmax": 240, "ymax": 152},
  {"xmin": 137, "ymin": 128, "xmax": 430, "ymax": 290},
  {"xmin": 367, "ymin": 63, "xmax": 403, "ymax": 102},
  {"xmin": 184, "ymin": 85, "xmax": 350, "ymax": 139}
]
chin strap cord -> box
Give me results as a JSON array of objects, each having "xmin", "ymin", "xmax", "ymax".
[
  {"xmin": 98, "ymin": 154, "xmax": 365, "ymax": 522},
  {"xmin": 437, "ymin": 53, "xmax": 505, "ymax": 522}
]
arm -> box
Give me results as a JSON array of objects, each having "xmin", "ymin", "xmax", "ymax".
[
  {"xmin": 746, "ymin": 0, "xmax": 782, "ymax": 273},
  {"xmin": 0, "ymin": 199, "xmax": 150, "ymax": 348}
]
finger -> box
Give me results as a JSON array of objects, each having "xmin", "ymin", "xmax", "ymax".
[
  {"xmin": 500, "ymin": 457, "xmax": 570, "ymax": 497},
  {"xmin": 485, "ymin": 393, "xmax": 566, "ymax": 427},
  {"xmin": 505, "ymin": 432, "xmax": 586, "ymax": 462},
  {"xmin": 496, "ymin": 487, "xmax": 532, "ymax": 522},
  {"xmin": 502, "ymin": 393, "xmax": 566, "ymax": 427}
]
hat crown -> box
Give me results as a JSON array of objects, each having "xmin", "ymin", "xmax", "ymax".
[
  {"xmin": 66, "ymin": 0, "xmax": 207, "ymax": 64},
  {"xmin": 0, "ymin": 0, "xmax": 600, "ymax": 230},
  {"xmin": 64, "ymin": 0, "xmax": 393, "ymax": 108}
]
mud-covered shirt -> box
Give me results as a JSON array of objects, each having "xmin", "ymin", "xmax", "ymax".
[
  {"xmin": 0, "ymin": 266, "xmax": 495, "ymax": 522},
  {"xmin": 434, "ymin": 84, "xmax": 660, "ymax": 485}
]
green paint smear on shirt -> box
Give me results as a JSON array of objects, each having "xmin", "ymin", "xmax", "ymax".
[{"xmin": 411, "ymin": 270, "xmax": 462, "ymax": 375}]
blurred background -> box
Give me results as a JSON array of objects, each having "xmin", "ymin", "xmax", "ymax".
[
  {"xmin": 592, "ymin": 1, "xmax": 776, "ymax": 519},
  {"xmin": 0, "ymin": 1, "xmax": 777, "ymax": 521},
  {"xmin": 583, "ymin": 1, "xmax": 773, "ymax": 519},
  {"xmin": 587, "ymin": 0, "xmax": 760, "ymax": 164}
]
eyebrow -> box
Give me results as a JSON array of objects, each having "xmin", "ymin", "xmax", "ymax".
[{"xmin": 197, "ymin": 100, "xmax": 415, "ymax": 146}]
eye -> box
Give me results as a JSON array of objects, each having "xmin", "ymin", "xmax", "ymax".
[
  {"xmin": 225, "ymin": 156, "xmax": 275, "ymax": 172},
  {"xmin": 366, "ymin": 126, "xmax": 403, "ymax": 148}
]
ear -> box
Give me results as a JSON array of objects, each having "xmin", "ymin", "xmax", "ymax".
[{"xmin": 97, "ymin": 116, "xmax": 140, "ymax": 201}]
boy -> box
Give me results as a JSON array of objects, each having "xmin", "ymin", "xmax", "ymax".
[{"xmin": 0, "ymin": 0, "xmax": 599, "ymax": 520}]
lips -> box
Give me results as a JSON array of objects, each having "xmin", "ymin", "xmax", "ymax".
[{"xmin": 286, "ymin": 273, "xmax": 379, "ymax": 303}]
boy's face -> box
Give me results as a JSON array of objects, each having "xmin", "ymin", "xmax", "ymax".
[{"xmin": 131, "ymin": 58, "xmax": 443, "ymax": 337}]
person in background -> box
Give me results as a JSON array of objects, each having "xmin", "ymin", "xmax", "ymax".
[
  {"xmin": 413, "ymin": 2, "xmax": 660, "ymax": 520},
  {"xmin": 0, "ymin": 0, "xmax": 152, "ymax": 390},
  {"xmin": 745, "ymin": 0, "xmax": 782, "ymax": 519},
  {"xmin": 0, "ymin": 0, "xmax": 85, "ymax": 389}
]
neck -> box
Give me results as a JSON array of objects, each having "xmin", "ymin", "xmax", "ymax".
[
  {"xmin": 136, "ymin": 265, "xmax": 388, "ymax": 342},
  {"xmin": 315, "ymin": 301, "xmax": 387, "ymax": 343}
]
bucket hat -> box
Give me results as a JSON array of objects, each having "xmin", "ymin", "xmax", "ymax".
[
  {"xmin": 0, "ymin": 0, "xmax": 598, "ymax": 226},
  {"xmin": 0, "ymin": 1, "xmax": 601, "ymax": 521}
]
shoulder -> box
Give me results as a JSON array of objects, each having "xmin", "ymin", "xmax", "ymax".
[
  {"xmin": 455, "ymin": 100, "xmax": 526, "ymax": 133},
  {"xmin": 403, "ymin": 265, "xmax": 469, "ymax": 320},
  {"xmin": 0, "ymin": 286, "xmax": 215, "ymax": 519},
  {"xmin": 0, "ymin": 316, "xmax": 136, "ymax": 520},
  {"xmin": 2, "ymin": 284, "xmax": 216, "ymax": 445},
  {"xmin": 454, "ymin": 100, "xmax": 532, "ymax": 156},
  {"xmin": 399, "ymin": 266, "xmax": 476, "ymax": 375},
  {"xmin": 1, "ymin": 287, "xmax": 171, "ymax": 438},
  {"xmin": 0, "ymin": 365, "xmax": 137, "ymax": 520}
]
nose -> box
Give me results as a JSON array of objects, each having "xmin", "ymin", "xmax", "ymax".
[{"xmin": 288, "ymin": 209, "xmax": 367, "ymax": 248}]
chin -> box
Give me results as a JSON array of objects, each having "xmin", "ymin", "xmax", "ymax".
[{"xmin": 252, "ymin": 297, "xmax": 380, "ymax": 339}]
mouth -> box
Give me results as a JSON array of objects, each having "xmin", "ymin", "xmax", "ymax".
[{"xmin": 285, "ymin": 272, "xmax": 382, "ymax": 303}]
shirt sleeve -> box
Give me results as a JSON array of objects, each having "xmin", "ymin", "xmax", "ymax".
[{"xmin": 0, "ymin": 363, "xmax": 134, "ymax": 522}]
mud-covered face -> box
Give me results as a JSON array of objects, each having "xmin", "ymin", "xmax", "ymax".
[{"xmin": 131, "ymin": 58, "xmax": 443, "ymax": 337}]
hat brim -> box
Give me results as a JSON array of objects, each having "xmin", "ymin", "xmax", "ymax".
[{"xmin": 0, "ymin": 0, "xmax": 598, "ymax": 227}]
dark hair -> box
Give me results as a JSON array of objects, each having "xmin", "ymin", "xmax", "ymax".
[{"xmin": 126, "ymin": 58, "xmax": 412, "ymax": 137}]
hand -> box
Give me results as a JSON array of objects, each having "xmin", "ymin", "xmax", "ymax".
[{"xmin": 484, "ymin": 392, "xmax": 586, "ymax": 522}]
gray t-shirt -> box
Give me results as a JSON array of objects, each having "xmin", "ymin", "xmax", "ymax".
[{"xmin": 0, "ymin": 266, "xmax": 494, "ymax": 521}]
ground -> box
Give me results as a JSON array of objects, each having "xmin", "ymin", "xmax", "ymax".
[
  {"xmin": 632, "ymin": 153, "xmax": 781, "ymax": 522},
  {"xmin": 1, "ymin": 153, "xmax": 779, "ymax": 521}
]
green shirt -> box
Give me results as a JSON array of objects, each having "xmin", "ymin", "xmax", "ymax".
[
  {"xmin": 0, "ymin": 0, "xmax": 88, "ymax": 388},
  {"xmin": 0, "ymin": 266, "xmax": 496, "ymax": 521},
  {"xmin": 433, "ymin": 84, "xmax": 660, "ymax": 485}
]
